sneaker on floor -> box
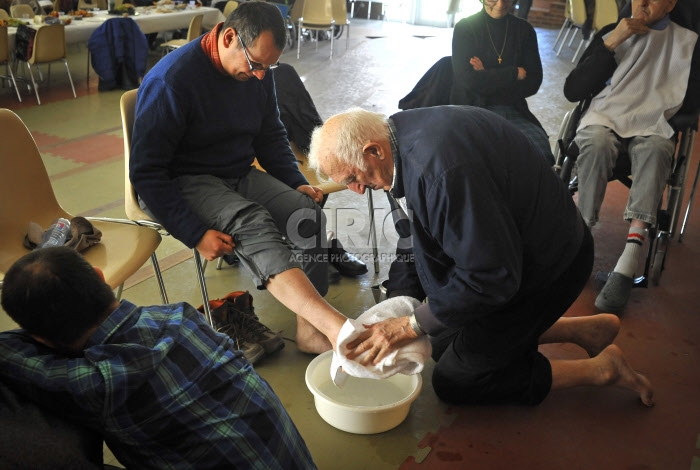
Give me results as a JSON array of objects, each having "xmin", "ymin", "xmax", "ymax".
[{"xmin": 595, "ymin": 272, "xmax": 634, "ymax": 314}]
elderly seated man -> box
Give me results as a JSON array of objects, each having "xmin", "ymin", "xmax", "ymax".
[{"xmin": 564, "ymin": 0, "xmax": 699, "ymax": 313}]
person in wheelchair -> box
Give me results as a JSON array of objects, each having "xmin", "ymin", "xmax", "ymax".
[{"xmin": 563, "ymin": 0, "xmax": 699, "ymax": 313}]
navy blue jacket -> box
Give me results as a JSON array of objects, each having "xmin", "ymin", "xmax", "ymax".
[
  {"xmin": 390, "ymin": 106, "xmax": 585, "ymax": 334},
  {"xmin": 88, "ymin": 17, "xmax": 149, "ymax": 91}
]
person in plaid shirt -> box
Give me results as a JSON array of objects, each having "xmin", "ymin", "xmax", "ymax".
[{"xmin": 0, "ymin": 246, "xmax": 316, "ymax": 469}]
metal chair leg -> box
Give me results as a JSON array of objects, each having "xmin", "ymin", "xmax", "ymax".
[
  {"xmin": 2, "ymin": 63, "xmax": 22, "ymax": 102},
  {"xmin": 193, "ymin": 249, "xmax": 213, "ymax": 327},
  {"xmin": 367, "ymin": 190, "xmax": 379, "ymax": 274},
  {"xmin": 553, "ymin": 18, "xmax": 570, "ymax": 51},
  {"xmin": 150, "ymin": 252, "xmax": 168, "ymax": 304},
  {"xmin": 26, "ymin": 63, "xmax": 41, "ymax": 105},
  {"xmin": 62, "ymin": 58, "xmax": 76, "ymax": 99}
]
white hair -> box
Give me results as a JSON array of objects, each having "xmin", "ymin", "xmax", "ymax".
[{"xmin": 308, "ymin": 107, "xmax": 388, "ymax": 179}]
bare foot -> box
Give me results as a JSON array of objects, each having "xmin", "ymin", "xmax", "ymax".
[
  {"xmin": 577, "ymin": 314, "xmax": 620, "ymax": 357},
  {"xmin": 295, "ymin": 320, "xmax": 332, "ymax": 354},
  {"xmin": 596, "ymin": 345, "xmax": 654, "ymax": 407}
]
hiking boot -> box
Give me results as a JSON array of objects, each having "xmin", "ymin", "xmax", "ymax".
[
  {"xmin": 210, "ymin": 305, "xmax": 266, "ymax": 364},
  {"xmin": 228, "ymin": 292, "xmax": 285, "ymax": 355}
]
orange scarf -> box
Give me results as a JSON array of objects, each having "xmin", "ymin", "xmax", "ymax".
[{"xmin": 200, "ymin": 22, "xmax": 226, "ymax": 74}]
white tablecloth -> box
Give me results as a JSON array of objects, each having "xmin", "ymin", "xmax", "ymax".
[{"xmin": 7, "ymin": 7, "xmax": 225, "ymax": 50}]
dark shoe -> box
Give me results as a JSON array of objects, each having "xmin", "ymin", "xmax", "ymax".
[
  {"xmin": 207, "ymin": 292, "xmax": 284, "ymax": 362},
  {"xmin": 328, "ymin": 264, "xmax": 341, "ymax": 284},
  {"xmin": 228, "ymin": 292, "xmax": 285, "ymax": 355},
  {"xmin": 222, "ymin": 253, "xmax": 239, "ymax": 265},
  {"xmin": 595, "ymin": 272, "xmax": 634, "ymax": 314},
  {"xmin": 329, "ymin": 239, "xmax": 368, "ymax": 277}
]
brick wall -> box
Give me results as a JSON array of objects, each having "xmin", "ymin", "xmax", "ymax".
[{"xmin": 527, "ymin": 0, "xmax": 566, "ymax": 29}]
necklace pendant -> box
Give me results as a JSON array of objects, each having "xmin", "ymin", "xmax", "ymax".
[{"xmin": 498, "ymin": 57, "xmax": 502, "ymax": 64}]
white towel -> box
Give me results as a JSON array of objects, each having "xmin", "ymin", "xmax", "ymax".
[{"xmin": 331, "ymin": 296, "xmax": 432, "ymax": 386}]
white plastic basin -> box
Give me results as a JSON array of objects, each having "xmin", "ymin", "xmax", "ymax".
[{"xmin": 305, "ymin": 350, "xmax": 422, "ymax": 434}]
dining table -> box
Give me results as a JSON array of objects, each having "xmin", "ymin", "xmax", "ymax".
[{"xmin": 6, "ymin": 6, "xmax": 225, "ymax": 53}]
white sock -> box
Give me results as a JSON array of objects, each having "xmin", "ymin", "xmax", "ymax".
[{"xmin": 613, "ymin": 226, "xmax": 647, "ymax": 278}]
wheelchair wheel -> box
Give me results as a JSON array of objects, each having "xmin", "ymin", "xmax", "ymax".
[
  {"xmin": 333, "ymin": 25, "xmax": 344, "ymax": 39},
  {"xmin": 559, "ymin": 155, "xmax": 575, "ymax": 188},
  {"xmin": 553, "ymin": 109, "xmax": 574, "ymax": 172},
  {"xmin": 650, "ymin": 233, "xmax": 669, "ymax": 285}
]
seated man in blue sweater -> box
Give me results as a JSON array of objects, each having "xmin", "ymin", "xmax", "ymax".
[
  {"xmin": 130, "ymin": 1, "xmax": 348, "ymax": 354},
  {"xmin": 0, "ymin": 247, "xmax": 317, "ymax": 469}
]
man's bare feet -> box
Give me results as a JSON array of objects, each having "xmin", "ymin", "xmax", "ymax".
[
  {"xmin": 576, "ymin": 314, "xmax": 621, "ymax": 357},
  {"xmin": 295, "ymin": 317, "xmax": 333, "ymax": 354},
  {"xmin": 596, "ymin": 344, "xmax": 654, "ymax": 407}
]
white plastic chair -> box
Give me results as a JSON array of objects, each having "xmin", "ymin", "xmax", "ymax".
[{"xmin": 16, "ymin": 24, "xmax": 76, "ymax": 105}]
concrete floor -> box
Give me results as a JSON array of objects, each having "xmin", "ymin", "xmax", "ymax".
[{"xmin": 1, "ymin": 15, "xmax": 700, "ymax": 470}]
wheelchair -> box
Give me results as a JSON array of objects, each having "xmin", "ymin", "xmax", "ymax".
[
  {"xmin": 553, "ymin": 0, "xmax": 700, "ymax": 287},
  {"xmin": 554, "ymin": 99, "xmax": 698, "ymax": 287}
]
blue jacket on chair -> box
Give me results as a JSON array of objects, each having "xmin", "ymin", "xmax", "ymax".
[{"xmin": 88, "ymin": 17, "xmax": 149, "ymax": 91}]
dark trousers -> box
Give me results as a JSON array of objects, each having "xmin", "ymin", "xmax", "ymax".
[{"xmin": 431, "ymin": 225, "xmax": 594, "ymax": 406}]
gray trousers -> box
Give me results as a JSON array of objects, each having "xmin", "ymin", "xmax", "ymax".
[
  {"xmin": 143, "ymin": 168, "xmax": 329, "ymax": 296},
  {"xmin": 574, "ymin": 125, "xmax": 674, "ymax": 228}
]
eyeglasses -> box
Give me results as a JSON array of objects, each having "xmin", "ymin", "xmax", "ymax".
[{"xmin": 235, "ymin": 30, "xmax": 279, "ymax": 72}]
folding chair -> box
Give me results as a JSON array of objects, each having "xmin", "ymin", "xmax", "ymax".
[
  {"xmin": 120, "ymin": 89, "xmax": 215, "ymax": 326},
  {"xmin": 0, "ymin": 108, "xmax": 166, "ymax": 304}
]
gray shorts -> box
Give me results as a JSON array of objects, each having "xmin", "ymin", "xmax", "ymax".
[{"xmin": 143, "ymin": 168, "xmax": 329, "ymax": 295}]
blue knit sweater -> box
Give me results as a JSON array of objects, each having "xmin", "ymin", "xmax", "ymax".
[{"xmin": 130, "ymin": 39, "xmax": 307, "ymax": 248}]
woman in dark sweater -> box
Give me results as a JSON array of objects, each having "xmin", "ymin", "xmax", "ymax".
[{"xmin": 451, "ymin": 0, "xmax": 554, "ymax": 164}]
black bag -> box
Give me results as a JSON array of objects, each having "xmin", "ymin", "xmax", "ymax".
[{"xmin": 14, "ymin": 24, "xmax": 36, "ymax": 62}]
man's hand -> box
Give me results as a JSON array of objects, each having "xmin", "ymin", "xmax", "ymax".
[
  {"xmin": 604, "ymin": 18, "xmax": 650, "ymax": 51},
  {"xmin": 470, "ymin": 56, "xmax": 485, "ymax": 71},
  {"xmin": 196, "ymin": 229, "xmax": 234, "ymax": 261},
  {"xmin": 345, "ymin": 316, "xmax": 420, "ymax": 366},
  {"xmin": 297, "ymin": 184, "xmax": 324, "ymax": 204}
]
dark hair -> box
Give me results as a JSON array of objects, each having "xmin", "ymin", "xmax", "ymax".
[
  {"xmin": 223, "ymin": 0, "xmax": 287, "ymax": 52},
  {"xmin": 1, "ymin": 247, "xmax": 116, "ymax": 346}
]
